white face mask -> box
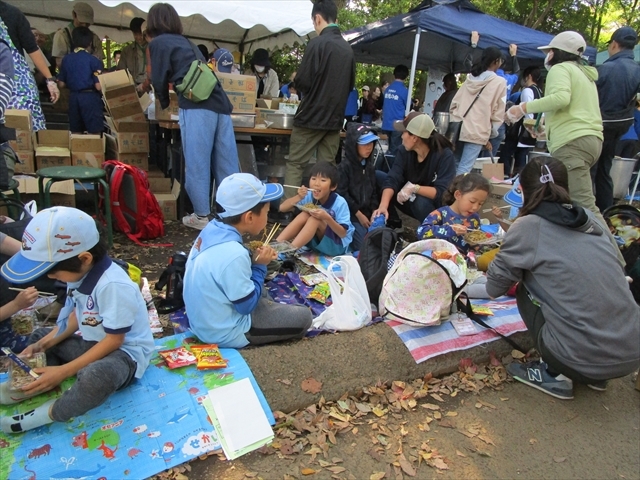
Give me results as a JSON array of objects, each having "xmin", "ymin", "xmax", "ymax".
[
  {"xmin": 255, "ymin": 65, "xmax": 265, "ymax": 73},
  {"xmin": 544, "ymin": 52, "xmax": 554, "ymax": 71}
]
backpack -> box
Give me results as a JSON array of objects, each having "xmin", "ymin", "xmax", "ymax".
[
  {"xmin": 357, "ymin": 227, "xmax": 400, "ymax": 307},
  {"xmin": 154, "ymin": 252, "xmax": 188, "ymax": 314},
  {"xmin": 379, "ymin": 239, "xmax": 468, "ymax": 327},
  {"xmin": 103, "ymin": 160, "xmax": 167, "ymax": 246}
]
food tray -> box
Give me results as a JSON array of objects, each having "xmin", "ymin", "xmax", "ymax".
[
  {"xmin": 464, "ymin": 230, "xmax": 503, "ymax": 246},
  {"xmin": 10, "ymin": 352, "xmax": 45, "ymax": 390},
  {"xmin": 11, "ymin": 312, "xmax": 35, "ymax": 336},
  {"xmin": 296, "ymin": 202, "xmax": 321, "ymax": 213}
]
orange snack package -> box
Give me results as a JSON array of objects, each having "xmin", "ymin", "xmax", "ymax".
[{"xmin": 190, "ymin": 344, "xmax": 228, "ymax": 370}]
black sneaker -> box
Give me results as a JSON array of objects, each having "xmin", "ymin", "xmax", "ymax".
[
  {"xmin": 587, "ymin": 380, "xmax": 608, "ymax": 392},
  {"xmin": 507, "ymin": 360, "xmax": 574, "ymax": 400}
]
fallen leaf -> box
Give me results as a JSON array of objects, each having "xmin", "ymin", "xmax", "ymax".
[
  {"xmin": 602, "ymin": 404, "xmax": 610, "ymax": 411},
  {"xmin": 479, "ymin": 400, "xmax": 497, "ymax": 410},
  {"xmin": 368, "ymin": 448, "xmax": 383, "ymax": 462},
  {"xmin": 489, "ymin": 350, "xmax": 502, "ymax": 367},
  {"xmin": 438, "ymin": 419, "xmax": 455, "ymax": 429},
  {"xmin": 457, "ymin": 429, "xmax": 477, "ymax": 438},
  {"xmin": 529, "ymin": 438, "xmax": 538, "ymax": 445},
  {"xmin": 478, "ymin": 435, "xmax": 496, "ymax": 446},
  {"xmin": 430, "ymin": 393, "xmax": 445, "ymax": 402},
  {"xmin": 421, "ymin": 403, "xmax": 440, "ymax": 411},
  {"xmin": 318, "ymin": 460, "xmax": 333, "ymax": 467},
  {"xmin": 327, "ymin": 466, "xmax": 346, "ymax": 474},
  {"xmin": 301, "ymin": 377, "xmax": 323, "ymax": 394},
  {"xmin": 476, "ymin": 450, "xmax": 492, "ymax": 458},
  {"xmin": 431, "ymin": 458, "xmax": 449, "ymax": 470},
  {"xmin": 475, "ymin": 402, "xmax": 483, "ymax": 409},
  {"xmin": 372, "ymin": 407, "xmax": 387, "ymax": 417},
  {"xmin": 245, "ymin": 473, "xmax": 259, "ymax": 478},
  {"xmin": 445, "ymin": 411, "xmax": 458, "ymax": 417},
  {"xmin": 370, "ymin": 473, "xmax": 386, "ymax": 480},
  {"xmin": 352, "ymin": 427, "xmax": 359, "ymax": 435},
  {"xmin": 456, "ymin": 450, "xmax": 467, "ymax": 457},
  {"xmin": 500, "ymin": 397, "xmax": 509, "ymax": 401},
  {"xmin": 301, "ymin": 467, "xmax": 317, "ymax": 475},
  {"xmin": 553, "ymin": 457, "xmax": 567, "ymax": 463},
  {"xmin": 398, "ymin": 455, "xmax": 416, "ymax": 477},
  {"xmin": 332, "ymin": 458, "xmax": 344, "ymax": 464},
  {"xmin": 276, "ymin": 378, "xmax": 292, "ymax": 386},
  {"xmin": 512, "ymin": 349, "xmax": 526, "ymax": 359},
  {"xmin": 433, "ymin": 411, "xmax": 442, "ymax": 420}
]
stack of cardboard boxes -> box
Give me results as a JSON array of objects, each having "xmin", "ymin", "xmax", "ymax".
[
  {"xmin": 6, "ymin": 110, "xmax": 35, "ymax": 174},
  {"xmin": 98, "ymin": 70, "xmax": 151, "ymax": 171}
]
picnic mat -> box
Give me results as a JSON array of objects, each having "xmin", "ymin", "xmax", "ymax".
[
  {"xmin": 386, "ymin": 298, "xmax": 527, "ymax": 364},
  {"xmin": 0, "ymin": 333, "xmax": 274, "ymax": 480}
]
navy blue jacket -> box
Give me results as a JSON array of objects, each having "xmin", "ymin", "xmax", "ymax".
[{"xmin": 596, "ymin": 50, "xmax": 640, "ymax": 122}]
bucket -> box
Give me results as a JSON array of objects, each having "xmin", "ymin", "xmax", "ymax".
[
  {"xmin": 611, "ymin": 157, "xmax": 636, "ymax": 199},
  {"xmin": 472, "ymin": 157, "xmax": 493, "ymax": 174}
]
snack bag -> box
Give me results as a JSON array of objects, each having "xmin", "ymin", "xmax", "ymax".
[
  {"xmin": 471, "ymin": 305, "xmax": 494, "ymax": 316},
  {"xmin": 301, "ymin": 273, "xmax": 328, "ymax": 286},
  {"xmin": 190, "ymin": 344, "xmax": 228, "ymax": 370},
  {"xmin": 159, "ymin": 347, "xmax": 197, "ymax": 369},
  {"xmin": 306, "ymin": 282, "xmax": 331, "ymax": 304}
]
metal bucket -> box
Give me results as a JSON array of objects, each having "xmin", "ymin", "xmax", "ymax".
[
  {"xmin": 433, "ymin": 112, "xmax": 449, "ymax": 135},
  {"xmin": 611, "ymin": 157, "xmax": 636, "ymax": 199}
]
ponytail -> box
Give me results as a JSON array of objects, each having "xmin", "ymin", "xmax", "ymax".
[{"xmin": 519, "ymin": 157, "xmax": 571, "ymax": 217}]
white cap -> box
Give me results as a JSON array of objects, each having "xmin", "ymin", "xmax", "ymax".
[
  {"xmin": 538, "ymin": 31, "xmax": 586, "ymax": 56},
  {"xmin": 1, "ymin": 207, "xmax": 99, "ymax": 283}
]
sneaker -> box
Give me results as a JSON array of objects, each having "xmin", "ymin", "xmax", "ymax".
[
  {"xmin": 587, "ymin": 380, "xmax": 608, "ymax": 392},
  {"xmin": 182, "ymin": 213, "xmax": 209, "ymax": 230},
  {"xmin": 507, "ymin": 361, "xmax": 574, "ymax": 400}
]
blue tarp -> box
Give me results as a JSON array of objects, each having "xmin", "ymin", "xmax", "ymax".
[{"xmin": 344, "ymin": 0, "xmax": 598, "ymax": 72}]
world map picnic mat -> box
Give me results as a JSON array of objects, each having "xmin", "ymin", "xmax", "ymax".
[
  {"xmin": 0, "ymin": 333, "xmax": 274, "ymax": 480},
  {"xmin": 386, "ymin": 298, "xmax": 527, "ymax": 364}
]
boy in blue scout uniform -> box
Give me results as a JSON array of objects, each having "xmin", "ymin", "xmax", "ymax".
[
  {"xmin": 0, "ymin": 207, "xmax": 154, "ymax": 433},
  {"xmin": 57, "ymin": 26, "xmax": 104, "ymax": 133},
  {"xmin": 183, "ymin": 174, "xmax": 312, "ymax": 348}
]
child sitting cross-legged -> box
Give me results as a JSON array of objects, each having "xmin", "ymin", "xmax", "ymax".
[
  {"xmin": 183, "ymin": 173, "xmax": 312, "ymax": 348},
  {"xmin": 0, "ymin": 207, "xmax": 155, "ymax": 433},
  {"xmin": 277, "ymin": 161, "xmax": 354, "ymax": 255},
  {"xmin": 417, "ymin": 173, "xmax": 492, "ymax": 298}
]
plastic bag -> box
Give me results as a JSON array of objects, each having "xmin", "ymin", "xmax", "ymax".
[{"xmin": 311, "ymin": 256, "xmax": 372, "ymax": 331}]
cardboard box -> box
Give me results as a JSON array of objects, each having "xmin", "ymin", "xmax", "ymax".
[
  {"xmin": 70, "ymin": 134, "xmax": 104, "ymax": 153},
  {"xmin": 97, "ymin": 70, "xmax": 151, "ymax": 120},
  {"xmin": 256, "ymin": 98, "xmax": 280, "ymax": 110},
  {"xmin": 148, "ymin": 176, "xmax": 170, "ymax": 192},
  {"xmin": 15, "ymin": 175, "xmax": 75, "ymax": 207},
  {"xmin": 14, "ymin": 151, "xmax": 35, "ymax": 174},
  {"xmin": 5, "ymin": 109, "xmax": 32, "ymax": 131},
  {"xmin": 226, "ymin": 90, "xmax": 257, "ymax": 114},
  {"xmin": 104, "ymin": 120, "xmax": 149, "ymax": 153},
  {"xmin": 72, "ymin": 152, "xmax": 106, "ymax": 168},
  {"xmin": 482, "ymin": 163, "xmax": 504, "ymax": 181},
  {"xmin": 34, "ymin": 130, "xmax": 71, "ymax": 167},
  {"xmin": 154, "ymin": 91, "xmax": 179, "ymax": 121},
  {"xmin": 36, "ymin": 130, "xmax": 69, "ymax": 149},
  {"xmin": 146, "ymin": 166, "xmax": 165, "ymax": 178},
  {"xmin": 480, "ymin": 183, "xmax": 512, "ymax": 223},
  {"xmin": 105, "ymin": 134, "xmax": 149, "ymax": 170},
  {"xmin": 254, "ymin": 107, "xmax": 278, "ymax": 126},
  {"xmin": 153, "ymin": 181, "xmax": 181, "ymax": 221},
  {"xmin": 9, "ymin": 130, "xmax": 34, "ymax": 151},
  {"xmin": 217, "ymin": 73, "xmax": 257, "ymax": 93}
]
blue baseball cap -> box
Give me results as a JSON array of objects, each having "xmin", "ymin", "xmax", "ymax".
[
  {"xmin": 1, "ymin": 207, "xmax": 100, "ymax": 283},
  {"xmin": 216, "ymin": 173, "xmax": 283, "ymax": 218},
  {"xmin": 213, "ymin": 48, "xmax": 234, "ymax": 73},
  {"xmin": 357, "ymin": 131, "xmax": 380, "ymax": 145}
]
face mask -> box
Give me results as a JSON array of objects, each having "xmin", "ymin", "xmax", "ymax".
[
  {"xmin": 255, "ymin": 65, "xmax": 265, "ymax": 73},
  {"xmin": 544, "ymin": 52, "xmax": 553, "ymax": 71}
]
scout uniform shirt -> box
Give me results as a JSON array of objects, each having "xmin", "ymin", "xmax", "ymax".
[{"xmin": 57, "ymin": 256, "xmax": 154, "ymax": 378}]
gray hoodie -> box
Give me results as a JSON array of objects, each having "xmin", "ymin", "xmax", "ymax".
[{"xmin": 487, "ymin": 202, "xmax": 640, "ymax": 380}]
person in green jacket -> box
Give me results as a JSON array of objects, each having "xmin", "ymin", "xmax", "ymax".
[{"xmin": 506, "ymin": 31, "xmax": 603, "ymax": 217}]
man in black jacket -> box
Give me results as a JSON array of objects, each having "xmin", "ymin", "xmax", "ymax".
[
  {"xmin": 284, "ymin": 0, "xmax": 355, "ymax": 198},
  {"xmin": 592, "ymin": 26, "xmax": 640, "ymax": 211}
]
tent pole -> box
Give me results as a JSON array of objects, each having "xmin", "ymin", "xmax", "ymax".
[{"xmin": 406, "ymin": 27, "xmax": 421, "ymax": 115}]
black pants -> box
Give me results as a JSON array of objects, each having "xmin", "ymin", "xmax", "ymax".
[
  {"xmin": 515, "ymin": 284, "xmax": 600, "ymax": 384},
  {"xmin": 591, "ymin": 122, "xmax": 632, "ymax": 212}
]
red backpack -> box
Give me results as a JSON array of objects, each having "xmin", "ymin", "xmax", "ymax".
[{"xmin": 103, "ymin": 160, "xmax": 168, "ymax": 246}]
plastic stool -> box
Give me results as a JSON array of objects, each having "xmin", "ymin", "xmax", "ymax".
[{"xmin": 36, "ymin": 166, "xmax": 113, "ymax": 247}]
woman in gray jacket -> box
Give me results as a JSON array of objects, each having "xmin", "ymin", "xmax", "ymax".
[{"xmin": 487, "ymin": 156, "xmax": 639, "ymax": 400}]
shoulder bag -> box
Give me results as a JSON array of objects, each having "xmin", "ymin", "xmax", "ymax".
[
  {"xmin": 175, "ymin": 41, "xmax": 218, "ymax": 103},
  {"xmin": 445, "ymin": 85, "xmax": 487, "ymax": 148}
]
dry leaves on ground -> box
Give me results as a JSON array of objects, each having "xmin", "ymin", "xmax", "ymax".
[{"xmin": 301, "ymin": 377, "xmax": 323, "ymax": 394}]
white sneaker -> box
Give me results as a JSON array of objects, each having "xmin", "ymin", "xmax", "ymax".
[{"xmin": 182, "ymin": 213, "xmax": 209, "ymax": 230}]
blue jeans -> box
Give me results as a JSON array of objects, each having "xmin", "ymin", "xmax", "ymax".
[
  {"xmin": 482, "ymin": 123, "xmax": 505, "ymax": 158},
  {"xmin": 350, "ymin": 215, "xmax": 367, "ymax": 252},
  {"xmin": 383, "ymin": 130, "xmax": 403, "ymax": 158},
  {"xmin": 179, "ymin": 108, "xmax": 239, "ymax": 216},
  {"xmin": 455, "ymin": 141, "xmax": 484, "ymax": 175}
]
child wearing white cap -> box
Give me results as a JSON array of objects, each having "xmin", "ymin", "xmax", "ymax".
[
  {"xmin": 0, "ymin": 207, "xmax": 154, "ymax": 433},
  {"xmin": 183, "ymin": 173, "xmax": 312, "ymax": 348}
]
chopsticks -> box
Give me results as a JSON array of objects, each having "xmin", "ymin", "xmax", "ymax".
[
  {"xmin": 482, "ymin": 205, "xmax": 511, "ymax": 213},
  {"xmin": 8, "ymin": 287, "xmax": 56, "ymax": 297},
  {"xmin": 283, "ymin": 184, "xmax": 320, "ymax": 193},
  {"xmin": 255, "ymin": 223, "xmax": 280, "ymax": 261}
]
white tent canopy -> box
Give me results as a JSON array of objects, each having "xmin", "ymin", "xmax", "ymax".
[{"xmin": 7, "ymin": 0, "xmax": 315, "ymax": 53}]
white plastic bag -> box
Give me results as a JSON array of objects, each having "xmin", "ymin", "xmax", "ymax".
[{"xmin": 311, "ymin": 256, "xmax": 372, "ymax": 331}]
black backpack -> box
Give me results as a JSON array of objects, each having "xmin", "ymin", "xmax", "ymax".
[
  {"xmin": 155, "ymin": 252, "xmax": 188, "ymax": 314},
  {"xmin": 357, "ymin": 227, "xmax": 400, "ymax": 307}
]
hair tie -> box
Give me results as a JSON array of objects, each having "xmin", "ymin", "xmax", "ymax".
[{"xmin": 540, "ymin": 164, "xmax": 554, "ymax": 184}]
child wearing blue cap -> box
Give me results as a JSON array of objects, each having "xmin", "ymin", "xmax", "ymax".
[
  {"xmin": 0, "ymin": 207, "xmax": 154, "ymax": 433},
  {"xmin": 277, "ymin": 161, "xmax": 354, "ymax": 255},
  {"xmin": 337, "ymin": 123, "xmax": 382, "ymax": 251},
  {"xmin": 183, "ymin": 173, "xmax": 312, "ymax": 348}
]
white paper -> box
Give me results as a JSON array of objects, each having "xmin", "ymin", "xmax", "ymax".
[{"xmin": 207, "ymin": 378, "xmax": 273, "ymax": 454}]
